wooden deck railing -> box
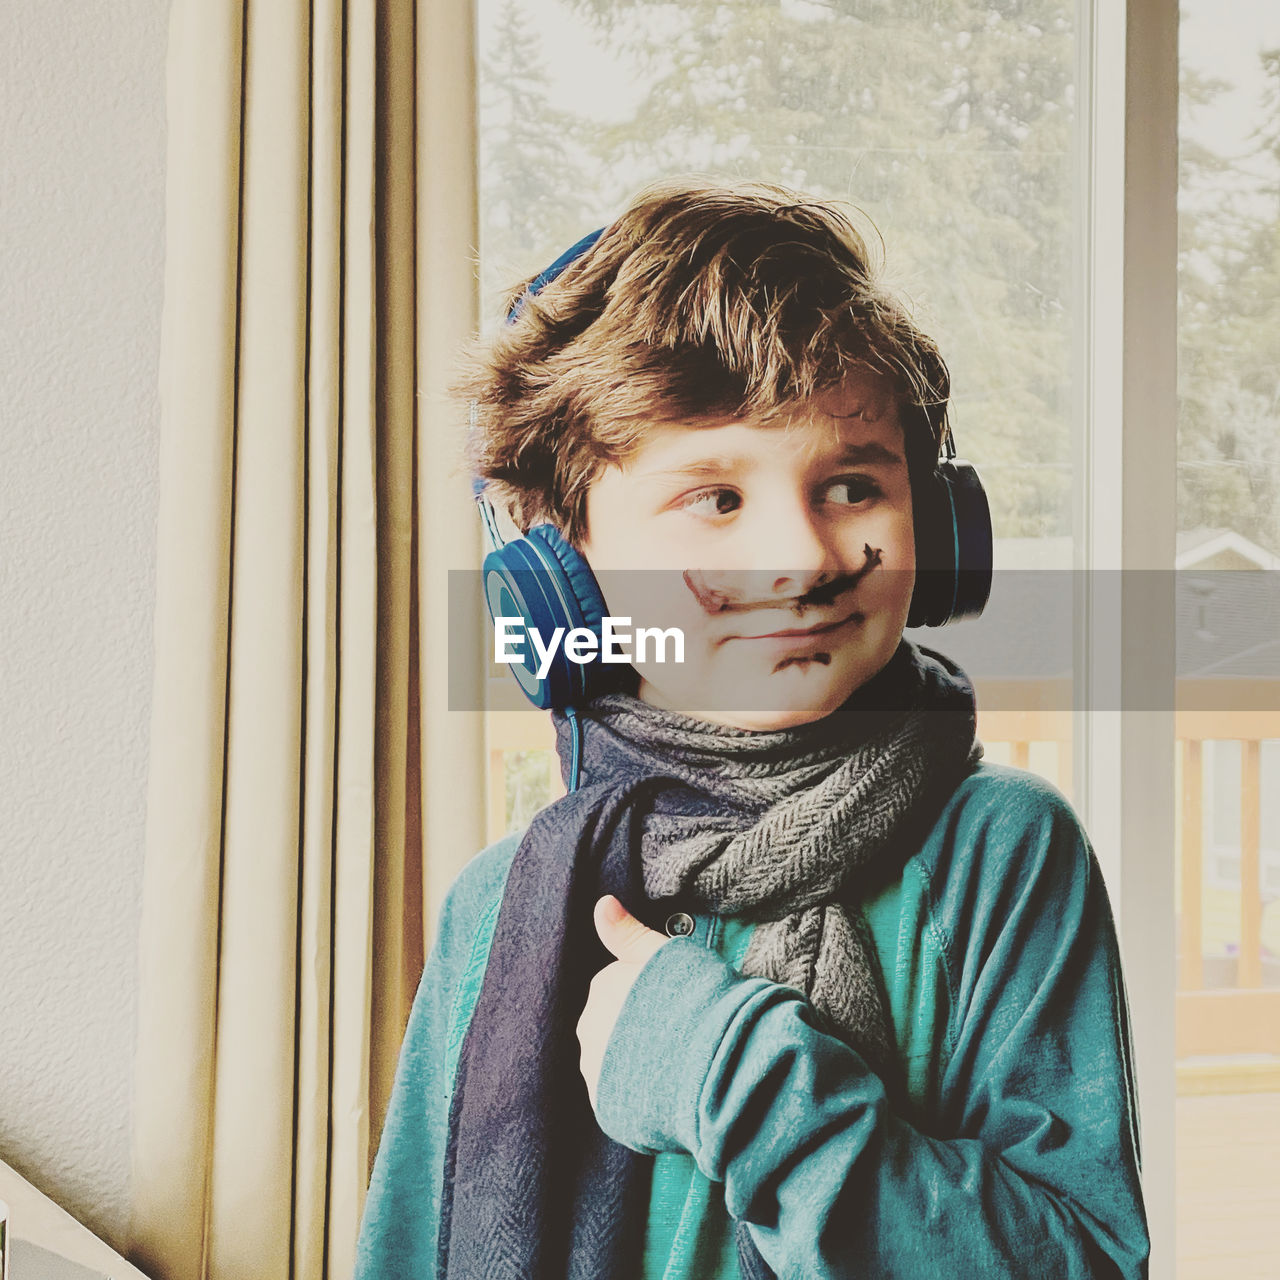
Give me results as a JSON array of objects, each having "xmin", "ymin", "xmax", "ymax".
[{"xmin": 1175, "ymin": 709, "xmax": 1280, "ymax": 1058}]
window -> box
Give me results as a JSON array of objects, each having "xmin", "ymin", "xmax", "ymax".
[{"xmin": 467, "ymin": 1, "xmax": 1280, "ymax": 1272}]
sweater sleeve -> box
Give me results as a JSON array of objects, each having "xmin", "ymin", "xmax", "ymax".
[
  {"xmin": 353, "ymin": 836, "xmax": 518, "ymax": 1280},
  {"xmin": 594, "ymin": 780, "xmax": 1149, "ymax": 1279}
]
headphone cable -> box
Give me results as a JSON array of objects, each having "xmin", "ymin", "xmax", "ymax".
[{"xmin": 565, "ymin": 704, "xmax": 583, "ymax": 793}]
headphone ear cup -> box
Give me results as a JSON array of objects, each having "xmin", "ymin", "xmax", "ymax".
[
  {"xmin": 907, "ymin": 460, "xmax": 993, "ymax": 628},
  {"xmin": 481, "ymin": 525, "xmax": 612, "ymax": 709},
  {"xmin": 907, "ymin": 466, "xmax": 957, "ymax": 629},
  {"xmin": 525, "ymin": 525, "xmax": 622, "ymax": 703},
  {"xmin": 483, "ymin": 540, "xmax": 567, "ymax": 709},
  {"xmin": 523, "ymin": 525, "xmax": 607, "ymax": 633},
  {"xmin": 945, "ymin": 461, "xmax": 993, "ymax": 620}
]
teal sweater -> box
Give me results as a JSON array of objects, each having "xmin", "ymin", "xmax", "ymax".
[{"xmin": 354, "ymin": 762, "xmax": 1149, "ymax": 1277}]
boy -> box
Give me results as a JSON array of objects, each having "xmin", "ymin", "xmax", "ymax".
[{"xmin": 354, "ymin": 179, "xmax": 1149, "ymax": 1278}]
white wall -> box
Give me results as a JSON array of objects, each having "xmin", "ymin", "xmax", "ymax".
[{"xmin": 0, "ymin": 0, "xmax": 168, "ymax": 1251}]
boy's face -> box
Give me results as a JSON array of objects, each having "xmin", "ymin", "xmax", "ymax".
[{"xmin": 579, "ymin": 374, "xmax": 916, "ymax": 731}]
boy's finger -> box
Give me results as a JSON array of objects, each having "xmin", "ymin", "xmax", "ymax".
[{"xmin": 593, "ymin": 895, "xmax": 668, "ymax": 965}]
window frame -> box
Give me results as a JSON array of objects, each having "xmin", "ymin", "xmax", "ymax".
[{"xmin": 454, "ymin": 0, "xmax": 1184, "ymax": 1268}]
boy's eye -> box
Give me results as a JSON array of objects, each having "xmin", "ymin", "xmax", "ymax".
[
  {"xmin": 681, "ymin": 487, "xmax": 742, "ymax": 517},
  {"xmin": 824, "ymin": 476, "xmax": 881, "ymax": 506}
]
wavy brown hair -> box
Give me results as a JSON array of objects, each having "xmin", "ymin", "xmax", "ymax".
[{"xmin": 460, "ymin": 177, "xmax": 951, "ymax": 544}]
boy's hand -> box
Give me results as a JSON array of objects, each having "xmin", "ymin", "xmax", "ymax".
[{"xmin": 577, "ymin": 895, "xmax": 671, "ymax": 1110}]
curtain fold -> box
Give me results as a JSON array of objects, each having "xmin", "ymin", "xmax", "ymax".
[
  {"xmin": 129, "ymin": 2, "xmax": 481, "ymax": 1277},
  {"xmin": 417, "ymin": 0, "xmax": 485, "ymax": 931}
]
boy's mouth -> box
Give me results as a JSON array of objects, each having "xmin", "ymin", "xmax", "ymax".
[{"xmin": 723, "ymin": 607, "xmax": 864, "ymax": 644}]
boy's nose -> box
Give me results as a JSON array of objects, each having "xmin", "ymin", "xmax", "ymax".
[{"xmin": 749, "ymin": 502, "xmax": 840, "ymax": 599}]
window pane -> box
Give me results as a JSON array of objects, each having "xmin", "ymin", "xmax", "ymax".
[{"xmin": 1177, "ymin": 0, "xmax": 1280, "ymax": 1272}]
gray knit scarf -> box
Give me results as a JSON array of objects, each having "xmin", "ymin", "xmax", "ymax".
[{"xmin": 561, "ymin": 637, "xmax": 983, "ymax": 1075}]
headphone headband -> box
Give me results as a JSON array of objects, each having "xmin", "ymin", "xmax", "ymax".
[{"xmin": 507, "ymin": 226, "xmax": 607, "ymax": 324}]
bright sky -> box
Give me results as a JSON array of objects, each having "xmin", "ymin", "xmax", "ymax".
[
  {"xmin": 482, "ymin": 0, "xmax": 645, "ymax": 121},
  {"xmin": 1181, "ymin": 0, "xmax": 1280, "ymax": 161}
]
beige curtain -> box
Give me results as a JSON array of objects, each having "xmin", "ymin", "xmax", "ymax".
[{"xmin": 128, "ymin": 2, "xmax": 483, "ymax": 1278}]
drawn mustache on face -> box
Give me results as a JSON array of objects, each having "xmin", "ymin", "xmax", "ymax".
[{"xmin": 682, "ymin": 544, "xmax": 884, "ymax": 617}]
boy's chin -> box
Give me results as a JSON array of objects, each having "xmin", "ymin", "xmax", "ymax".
[{"xmin": 636, "ymin": 661, "xmax": 878, "ymax": 733}]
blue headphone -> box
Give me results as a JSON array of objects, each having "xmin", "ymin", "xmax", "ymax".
[{"xmin": 476, "ymin": 226, "xmax": 994, "ymax": 737}]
